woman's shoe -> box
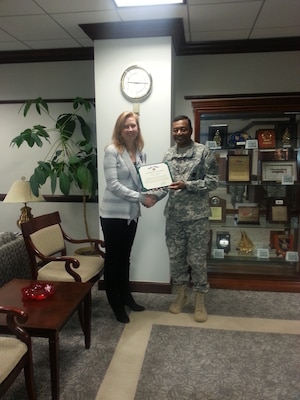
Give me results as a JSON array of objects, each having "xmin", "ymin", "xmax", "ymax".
[
  {"xmin": 125, "ymin": 300, "xmax": 145, "ymax": 312},
  {"xmin": 114, "ymin": 307, "xmax": 130, "ymax": 323}
]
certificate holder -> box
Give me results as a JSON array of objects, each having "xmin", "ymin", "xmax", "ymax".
[
  {"xmin": 227, "ymin": 154, "xmax": 251, "ymax": 183},
  {"xmin": 138, "ymin": 162, "xmax": 173, "ymax": 190}
]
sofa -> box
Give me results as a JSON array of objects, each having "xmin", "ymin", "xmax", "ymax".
[{"xmin": 0, "ymin": 232, "xmax": 31, "ymax": 287}]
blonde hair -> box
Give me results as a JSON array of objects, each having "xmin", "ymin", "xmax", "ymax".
[{"xmin": 112, "ymin": 111, "xmax": 144, "ymax": 153}]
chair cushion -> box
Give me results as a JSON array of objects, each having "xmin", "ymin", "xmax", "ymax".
[
  {"xmin": 30, "ymin": 225, "xmax": 65, "ymax": 256},
  {"xmin": 0, "ymin": 337, "xmax": 27, "ymax": 383},
  {"xmin": 37, "ymin": 254, "xmax": 104, "ymax": 282}
]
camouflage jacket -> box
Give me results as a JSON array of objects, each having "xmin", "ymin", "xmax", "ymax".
[{"xmin": 155, "ymin": 141, "xmax": 219, "ymax": 221}]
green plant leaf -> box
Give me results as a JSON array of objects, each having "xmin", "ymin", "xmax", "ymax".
[
  {"xmin": 69, "ymin": 155, "xmax": 82, "ymax": 165},
  {"xmin": 77, "ymin": 115, "xmax": 92, "ymax": 141},
  {"xmin": 22, "ymin": 101, "xmax": 33, "ymax": 117},
  {"xmin": 59, "ymin": 172, "xmax": 71, "ymax": 195},
  {"xmin": 50, "ymin": 171, "xmax": 57, "ymax": 194},
  {"xmin": 56, "ymin": 114, "xmax": 75, "ymax": 141},
  {"xmin": 77, "ymin": 164, "xmax": 93, "ymax": 194},
  {"xmin": 73, "ymin": 97, "xmax": 93, "ymax": 112},
  {"xmin": 29, "ymin": 174, "xmax": 40, "ymax": 197}
]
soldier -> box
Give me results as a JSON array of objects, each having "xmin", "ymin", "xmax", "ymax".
[{"xmin": 152, "ymin": 115, "xmax": 219, "ymax": 322}]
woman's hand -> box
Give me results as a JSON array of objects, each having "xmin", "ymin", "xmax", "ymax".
[{"xmin": 143, "ymin": 194, "xmax": 157, "ymax": 208}]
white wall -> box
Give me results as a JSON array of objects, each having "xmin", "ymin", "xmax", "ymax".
[
  {"xmin": 94, "ymin": 37, "xmax": 172, "ymax": 283},
  {"xmin": 0, "ymin": 61, "xmax": 100, "ymax": 248},
  {"xmin": 0, "ymin": 50, "xmax": 299, "ymax": 284},
  {"xmin": 174, "ymin": 51, "xmax": 300, "ymax": 122}
]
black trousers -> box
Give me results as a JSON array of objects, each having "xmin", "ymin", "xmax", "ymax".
[{"xmin": 100, "ymin": 217, "xmax": 138, "ymax": 311}]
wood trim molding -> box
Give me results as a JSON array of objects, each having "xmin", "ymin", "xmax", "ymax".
[
  {"xmin": 0, "ymin": 47, "xmax": 94, "ymax": 64},
  {"xmin": 1, "ymin": 19, "xmax": 299, "ymax": 64},
  {"xmin": 0, "ymin": 194, "xmax": 98, "ymax": 203},
  {"xmin": 98, "ymin": 280, "xmax": 172, "ymax": 294},
  {"xmin": 98, "ymin": 276, "xmax": 300, "ymax": 293},
  {"xmin": 190, "ymin": 92, "xmax": 300, "ymax": 143}
]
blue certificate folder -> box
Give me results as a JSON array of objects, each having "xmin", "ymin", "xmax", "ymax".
[{"xmin": 138, "ymin": 162, "xmax": 173, "ymax": 190}]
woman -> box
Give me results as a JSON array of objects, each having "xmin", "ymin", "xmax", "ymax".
[{"xmin": 100, "ymin": 111, "xmax": 155, "ymax": 323}]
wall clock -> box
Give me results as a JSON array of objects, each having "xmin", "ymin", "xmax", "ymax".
[{"xmin": 120, "ymin": 65, "xmax": 152, "ymax": 102}]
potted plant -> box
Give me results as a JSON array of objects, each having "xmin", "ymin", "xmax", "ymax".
[{"xmin": 10, "ymin": 97, "xmax": 97, "ymax": 247}]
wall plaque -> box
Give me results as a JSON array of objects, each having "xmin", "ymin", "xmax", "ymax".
[
  {"xmin": 227, "ymin": 155, "xmax": 251, "ymax": 183},
  {"xmin": 256, "ymin": 129, "xmax": 276, "ymax": 148},
  {"xmin": 209, "ymin": 196, "xmax": 226, "ymax": 223}
]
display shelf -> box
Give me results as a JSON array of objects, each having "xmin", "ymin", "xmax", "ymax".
[{"xmin": 190, "ymin": 93, "xmax": 300, "ymax": 292}]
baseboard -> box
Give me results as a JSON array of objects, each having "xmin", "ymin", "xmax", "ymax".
[{"xmin": 98, "ymin": 280, "xmax": 172, "ymax": 294}]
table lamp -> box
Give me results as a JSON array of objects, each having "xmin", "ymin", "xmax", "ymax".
[{"xmin": 3, "ymin": 177, "xmax": 45, "ymax": 227}]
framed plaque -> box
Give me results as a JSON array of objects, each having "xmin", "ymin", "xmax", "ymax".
[
  {"xmin": 237, "ymin": 204, "xmax": 260, "ymax": 224},
  {"xmin": 256, "ymin": 129, "xmax": 276, "ymax": 148},
  {"xmin": 267, "ymin": 197, "xmax": 289, "ymax": 223},
  {"xmin": 209, "ymin": 196, "xmax": 226, "ymax": 223},
  {"xmin": 138, "ymin": 162, "xmax": 173, "ymax": 190},
  {"xmin": 261, "ymin": 161, "xmax": 297, "ymax": 182},
  {"xmin": 227, "ymin": 155, "xmax": 251, "ymax": 183}
]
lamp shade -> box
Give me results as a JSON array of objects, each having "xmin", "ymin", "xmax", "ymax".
[{"xmin": 3, "ymin": 177, "xmax": 44, "ymax": 203}]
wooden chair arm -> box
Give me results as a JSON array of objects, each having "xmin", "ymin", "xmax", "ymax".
[
  {"xmin": 37, "ymin": 255, "xmax": 82, "ymax": 281},
  {"xmin": 62, "ymin": 234, "xmax": 105, "ymax": 248},
  {"xmin": 61, "ymin": 231, "xmax": 106, "ymax": 258},
  {"xmin": 0, "ymin": 306, "xmax": 30, "ymax": 345}
]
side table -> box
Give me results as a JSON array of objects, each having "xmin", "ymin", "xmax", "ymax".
[{"xmin": 0, "ymin": 279, "xmax": 93, "ymax": 400}]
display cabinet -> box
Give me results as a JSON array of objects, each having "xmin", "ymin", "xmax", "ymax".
[{"xmin": 190, "ymin": 93, "xmax": 300, "ymax": 292}]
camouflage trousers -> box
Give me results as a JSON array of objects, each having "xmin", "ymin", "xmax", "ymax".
[{"xmin": 165, "ymin": 218, "xmax": 210, "ymax": 293}]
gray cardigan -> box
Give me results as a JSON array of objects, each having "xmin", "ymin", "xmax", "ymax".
[{"xmin": 100, "ymin": 144, "xmax": 146, "ymax": 220}]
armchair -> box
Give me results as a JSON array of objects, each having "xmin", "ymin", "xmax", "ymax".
[
  {"xmin": 0, "ymin": 306, "xmax": 36, "ymax": 399},
  {"xmin": 21, "ymin": 211, "xmax": 105, "ymax": 283}
]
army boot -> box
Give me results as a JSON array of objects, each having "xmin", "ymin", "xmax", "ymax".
[
  {"xmin": 194, "ymin": 292, "xmax": 208, "ymax": 322},
  {"xmin": 169, "ymin": 284, "xmax": 188, "ymax": 314}
]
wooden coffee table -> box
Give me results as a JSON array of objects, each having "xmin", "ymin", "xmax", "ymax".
[{"xmin": 0, "ymin": 279, "xmax": 93, "ymax": 400}]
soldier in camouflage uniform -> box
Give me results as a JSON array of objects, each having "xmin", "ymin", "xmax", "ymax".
[{"xmin": 153, "ymin": 115, "xmax": 219, "ymax": 322}]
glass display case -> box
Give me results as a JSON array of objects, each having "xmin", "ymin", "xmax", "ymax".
[{"xmin": 190, "ymin": 93, "xmax": 300, "ymax": 292}]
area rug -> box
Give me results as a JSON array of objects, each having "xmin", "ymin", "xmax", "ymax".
[
  {"xmin": 2, "ymin": 287, "xmax": 300, "ymax": 399},
  {"xmin": 134, "ymin": 325, "xmax": 300, "ymax": 400}
]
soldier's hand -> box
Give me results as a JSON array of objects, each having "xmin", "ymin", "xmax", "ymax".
[{"xmin": 168, "ymin": 181, "xmax": 186, "ymax": 190}]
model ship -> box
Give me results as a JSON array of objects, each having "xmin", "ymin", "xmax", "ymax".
[{"xmin": 237, "ymin": 231, "xmax": 254, "ymax": 254}]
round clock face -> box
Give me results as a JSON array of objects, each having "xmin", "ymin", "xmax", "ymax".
[
  {"xmin": 121, "ymin": 65, "xmax": 152, "ymax": 102},
  {"xmin": 219, "ymin": 238, "xmax": 229, "ymax": 248}
]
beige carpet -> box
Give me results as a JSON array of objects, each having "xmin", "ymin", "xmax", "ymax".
[{"xmin": 96, "ymin": 311, "xmax": 300, "ymax": 400}]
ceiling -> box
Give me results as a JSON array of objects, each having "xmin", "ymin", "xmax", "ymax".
[{"xmin": 0, "ymin": 0, "xmax": 300, "ymax": 56}]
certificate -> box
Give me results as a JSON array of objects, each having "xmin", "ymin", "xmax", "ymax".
[
  {"xmin": 261, "ymin": 161, "xmax": 297, "ymax": 182},
  {"xmin": 138, "ymin": 162, "xmax": 173, "ymax": 190}
]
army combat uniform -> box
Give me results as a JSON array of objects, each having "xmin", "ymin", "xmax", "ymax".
[{"xmin": 155, "ymin": 141, "xmax": 219, "ymax": 293}]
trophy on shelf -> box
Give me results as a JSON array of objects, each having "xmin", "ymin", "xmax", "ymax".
[
  {"xmin": 237, "ymin": 231, "xmax": 254, "ymax": 254},
  {"xmin": 282, "ymin": 127, "xmax": 291, "ymax": 147}
]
